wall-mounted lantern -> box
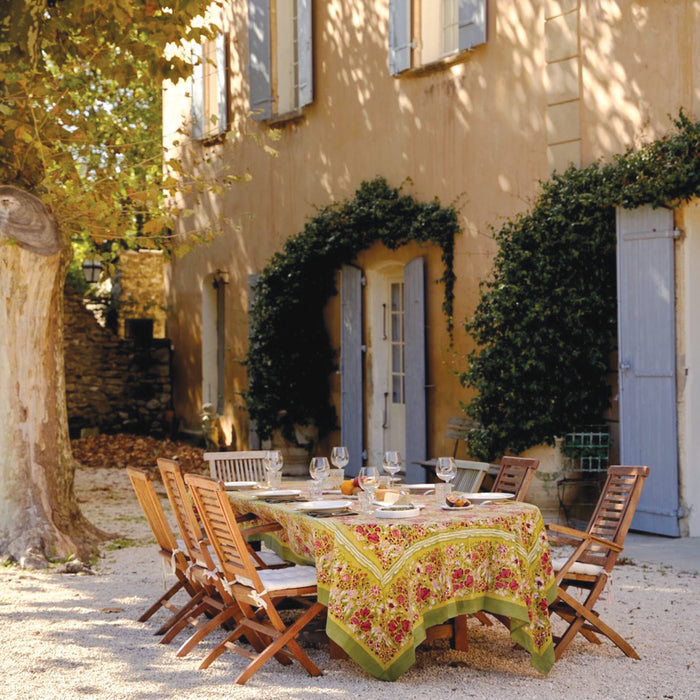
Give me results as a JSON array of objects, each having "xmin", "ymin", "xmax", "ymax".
[{"xmin": 82, "ymin": 259, "xmax": 103, "ymax": 284}]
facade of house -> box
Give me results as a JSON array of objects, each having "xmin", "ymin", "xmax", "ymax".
[{"xmin": 162, "ymin": 1, "xmax": 700, "ymax": 536}]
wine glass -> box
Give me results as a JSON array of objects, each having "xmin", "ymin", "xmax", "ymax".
[
  {"xmin": 309, "ymin": 457, "xmax": 331, "ymax": 484},
  {"xmin": 357, "ymin": 466, "xmax": 379, "ymax": 500},
  {"xmin": 330, "ymin": 446, "xmax": 350, "ymax": 470},
  {"xmin": 264, "ymin": 449, "xmax": 283, "ymax": 487},
  {"xmin": 382, "ymin": 451, "xmax": 402, "ymax": 485},
  {"xmin": 435, "ymin": 457, "xmax": 456, "ymax": 486}
]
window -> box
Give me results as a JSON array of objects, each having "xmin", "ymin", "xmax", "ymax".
[
  {"xmin": 389, "ymin": 0, "xmax": 487, "ymax": 75},
  {"xmin": 248, "ymin": 0, "xmax": 313, "ymax": 121},
  {"xmin": 390, "ymin": 282, "xmax": 405, "ymax": 405},
  {"xmin": 191, "ymin": 31, "xmax": 228, "ymax": 140}
]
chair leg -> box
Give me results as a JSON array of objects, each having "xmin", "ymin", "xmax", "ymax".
[
  {"xmin": 154, "ymin": 589, "xmax": 206, "ymax": 636},
  {"xmin": 234, "ymin": 602, "xmax": 325, "ymax": 685},
  {"xmin": 138, "ymin": 578, "xmax": 185, "ymax": 622},
  {"xmin": 553, "ymin": 586, "xmax": 640, "ymax": 661}
]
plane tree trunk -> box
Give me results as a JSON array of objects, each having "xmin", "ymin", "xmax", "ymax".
[{"xmin": 0, "ymin": 186, "xmax": 104, "ymax": 567}]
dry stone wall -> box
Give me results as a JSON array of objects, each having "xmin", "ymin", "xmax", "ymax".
[{"xmin": 64, "ymin": 286, "xmax": 172, "ymax": 437}]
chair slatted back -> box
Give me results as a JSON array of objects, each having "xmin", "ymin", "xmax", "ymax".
[
  {"xmin": 492, "ymin": 456, "xmax": 540, "ymax": 501},
  {"xmin": 157, "ymin": 457, "xmax": 215, "ymax": 569},
  {"xmin": 581, "ymin": 465, "xmax": 649, "ymax": 568},
  {"xmin": 203, "ymin": 450, "xmax": 268, "ymax": 482},
  {"xmin": 453, "ymin": 460, "xmax": 491, "ymax": 492},
  {"xmin": 185, "ymin": 473, "xmax": 262, "ymax": 590},
  {"xmin": 444, "ymin": 416, "xmax": 477, "ymax": 457},
  {"xmin": 126, "ymin": 467, "xmax": 179, "ymax": 556}
]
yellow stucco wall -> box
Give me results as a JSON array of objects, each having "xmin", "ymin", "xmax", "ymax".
[{"xmin": 163, "ymin": 2, "xmax": 700, "ymax": 517}]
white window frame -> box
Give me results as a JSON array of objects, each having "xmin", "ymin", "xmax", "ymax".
[
  {"xmin": 191, "ymin": 31, "xmax": 228, "ymax": 141},
  {"xmin": 248, "ymin": 0, "xmax": 313, "ymax": 122},
  {"xmin": 389, "ymin": 0, "xmax": 487, "ymax": 75}
]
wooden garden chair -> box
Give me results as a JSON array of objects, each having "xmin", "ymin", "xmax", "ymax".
[
  {"xmin": 156, "ymin": 458, "xmax": 285, "ymax": 658},
  {"xmin": 185, "ymin": 473, "xmax": 325, "ymax": 684},
  {"xmin": 453, "ymin": 459, "xmax": 491, "ymax": 492},
  {"xmin": 203, "ymin": 450, "xmax": 268, "ymax": 482},
  {"xmin": 125, "ymin": 467, "xmax": 199, "ymax": 636},
  {"xmin": 492, "ymin": 456, "xmax": 540, "ymax": 500},
  {"xmin": 547, "ymin": 465, "xmax": 649, "ymax": 660}
]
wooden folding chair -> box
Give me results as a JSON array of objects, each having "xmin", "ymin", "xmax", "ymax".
[
  {"xmin": 125, "ymin": 467, "xmax": 199, "ymax": 635},
  {"xmin": 453, "ymin": 459, "xmax": 491, "ymax": 492},
  {"xmin": 203, "ymin": 450, "xmax": 268, "ymax": 482},
  {"xmin": 492, "ymin": 456, "xmax": 540, "ymax": 501},
  {"xmin": 547, "ymin": 465, "xmax": 649, "ymax": 660},
  {"xmin": 185, "ymin": 473, "xmax": 325, "ymax": 684},
  {"xmin": 156, "ymin": 458, "xmax": 285, "ymax": 658}
]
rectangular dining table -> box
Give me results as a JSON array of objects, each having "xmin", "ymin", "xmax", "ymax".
[{"xmin": 227, "ymin": 487, "xmax": 557, "ymax": 681}]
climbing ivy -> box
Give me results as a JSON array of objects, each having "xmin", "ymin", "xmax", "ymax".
[
  {"xmin": 461, "ymin": 112, "xmax": 700, "ymax": 461},
  {"xmin": 245, "ymin": 177, "xmax": 459, "ymax": 445}
]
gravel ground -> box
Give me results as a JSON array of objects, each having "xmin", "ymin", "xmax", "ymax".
[{"xmin": 0, "ymin": 466, "xmax": 697, "ymax": 700}]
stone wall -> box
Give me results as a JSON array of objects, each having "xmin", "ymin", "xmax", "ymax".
[
  {"xmin": 64, "ymin": 286, "xmax": 172, "ymax": 437},
  {"xmin": 118, "ymin": 249, "xmax": 167, "ymax": 339}
]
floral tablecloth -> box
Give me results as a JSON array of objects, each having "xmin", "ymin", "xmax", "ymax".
[{"xmin": 228, "ymin": 492, "xmax": 556, "ymax": 681}]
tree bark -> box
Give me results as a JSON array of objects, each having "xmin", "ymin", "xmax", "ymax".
[{"xmin": 0, "ymin": 186, "xmax": 104, "ymax": 567}]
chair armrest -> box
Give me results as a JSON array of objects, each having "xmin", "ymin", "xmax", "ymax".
[
  {"xmin": 241, "ymin": 521, "xmax": 283, "ymax": 537},
  {"xmin": 547, "ymin": 522, "xmax": 623, "ymax": 553}
]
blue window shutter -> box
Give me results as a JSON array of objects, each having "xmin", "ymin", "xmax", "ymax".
[
  {"xmin": 216, "ymin": 31, "xmax": 228, "ymax": 134},
  {"xmin": 389, "ymin": 0, "xmax": 411, "ymax": 75},
  {"xmin": 341, "ymin": 265, "xmax": 363, "ymax": 476},
  {"xmin": 297, "ymin": 0, "xmax": 313, "ymax": 108},
  {"xmin": 191, "ymin": 43, "xmax": 205, "ymax": 139},
  {"xmin": 403, "ymin": 257, "xmax": 426, "ymax": 483},
  {"xmin": 458, "ymin": 0, "xmax": 487, "ymax": 50},
  {"xmin": 247, "ymin": 0, "xmax": 272, "ymax": 120}
]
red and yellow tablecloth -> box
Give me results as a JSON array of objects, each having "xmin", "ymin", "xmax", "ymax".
[{"xmin": 228, "ymin": 491, "xmax": 556, "ymax": 680}]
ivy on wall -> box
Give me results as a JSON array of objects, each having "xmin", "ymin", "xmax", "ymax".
[
  {"xmin": 245, "ymin": 177, "xmax": 459, "ymax": 446},
  {"xmin": 462, "ymin": 112, "xmax": 700, "ymax": 461}
]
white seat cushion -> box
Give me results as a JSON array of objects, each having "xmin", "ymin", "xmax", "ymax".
[
  {"xmin": 236, "ymin": 565, "xmax": 318, "ymax": 592},
  {"xmin": 552, "ymin": 557, "xmax": 604, "ymax": 576},
  {"xmin": 256, "ymin": 550, "xmax": 287, "ymax": 567}
]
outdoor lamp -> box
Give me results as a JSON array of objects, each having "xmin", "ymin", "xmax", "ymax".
[{"xmin": 82, "ymin": 258, "xmax": 103, "ymax": 283}]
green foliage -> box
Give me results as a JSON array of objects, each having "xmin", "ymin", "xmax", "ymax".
[
  {"xmin": 0, "ymin": 0, "xmax": 219, "ymax": 253},
  {"xmin": 245, "ymin": 177, "xmax": 459, "ymax": 445},
  {"xmin": 461, "ymin": 112, "xmax": 700, "ymax": 460}
]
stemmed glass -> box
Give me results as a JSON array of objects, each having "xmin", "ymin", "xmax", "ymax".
[
  {"xmin": 330, "ymin": 446, "xmax": 350, "ymax": 470},
  {"xmin": 382, "ymin": 451, "xmax": 402, "ymax": 485},
  {"xmin": 357, "ymin": 466, "xmax": 379, "ymax": 503},
  {"xmin": 264, "ymin": 449, "xmax": 283, "ymax": 488},
  {"xmin": 435, "ymin": 457, "xmax": 456, "ymax": 488},
  {"xmin": 309, "ymin": 457, "xmax": 331, "ymax": 495}
]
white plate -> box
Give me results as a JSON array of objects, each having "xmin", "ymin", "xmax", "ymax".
[
  {"xmin": 402, "ymin": 483, "xmax": 435, "ymax": 493},
  {"xmin": 253, "ymin": 489, "xmax": 302, "ymax": 499},
  {"xmin": 441, "ymin": 504, "xmax": 473, "ymax": 511},
  {"xmin": 224, "ymin": 481, "xmax": 258, "ymax": 490},
  {"xmin": 295, "ymin": 500, "xmax": 353, "ymax": 512},
  {"xmin": 375, "ymin": 506, "xmax": 421, "ymax": 519},
  {"xmin": 459, "ymin": 492, "xmax": 515, "ymax": 504}
]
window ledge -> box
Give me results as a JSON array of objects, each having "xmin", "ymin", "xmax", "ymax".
[
  {"xmin": 265, "ymin": 109, "xmax": 306, "ymax": 127},
  {"xmin": 395, "ymin": 49, "xmax": 478, "ymax": 78}
]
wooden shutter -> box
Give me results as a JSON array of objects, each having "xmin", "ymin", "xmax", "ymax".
[
  {"xmin": 247, "ymin": 273, "xmax": 261, "ymax": 449},
  {"xmin": 617, "ymin": 206, "xmax": 680, "ymax": 536},
  {"xmin": 191, "ymin": 43, "xmax": 205, "ymax": 139},
  {"xmin": 403, "ymin": 257, "xmax": 426, "ymax": 483},
  {"xmin": 215, "ymin": 31, "xmax": 228, "ymax": 134},
  {"xmin": 341, "ymin": 265, "xmax": 363, "ymax": 476},
  {"xmin": 389, "ymin": 0, "xmax": 411, "ymax": 75},
  {"xmin": 247, "ymin": 0, "xmax": 273, "ymax": 120},
  {"xmin": 297, "ymin": 0, "xmax": 313, "ymax": 108},
  {"xmin": 458, "ymin": 0, "xmax": 487, "ymax": 50}
]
